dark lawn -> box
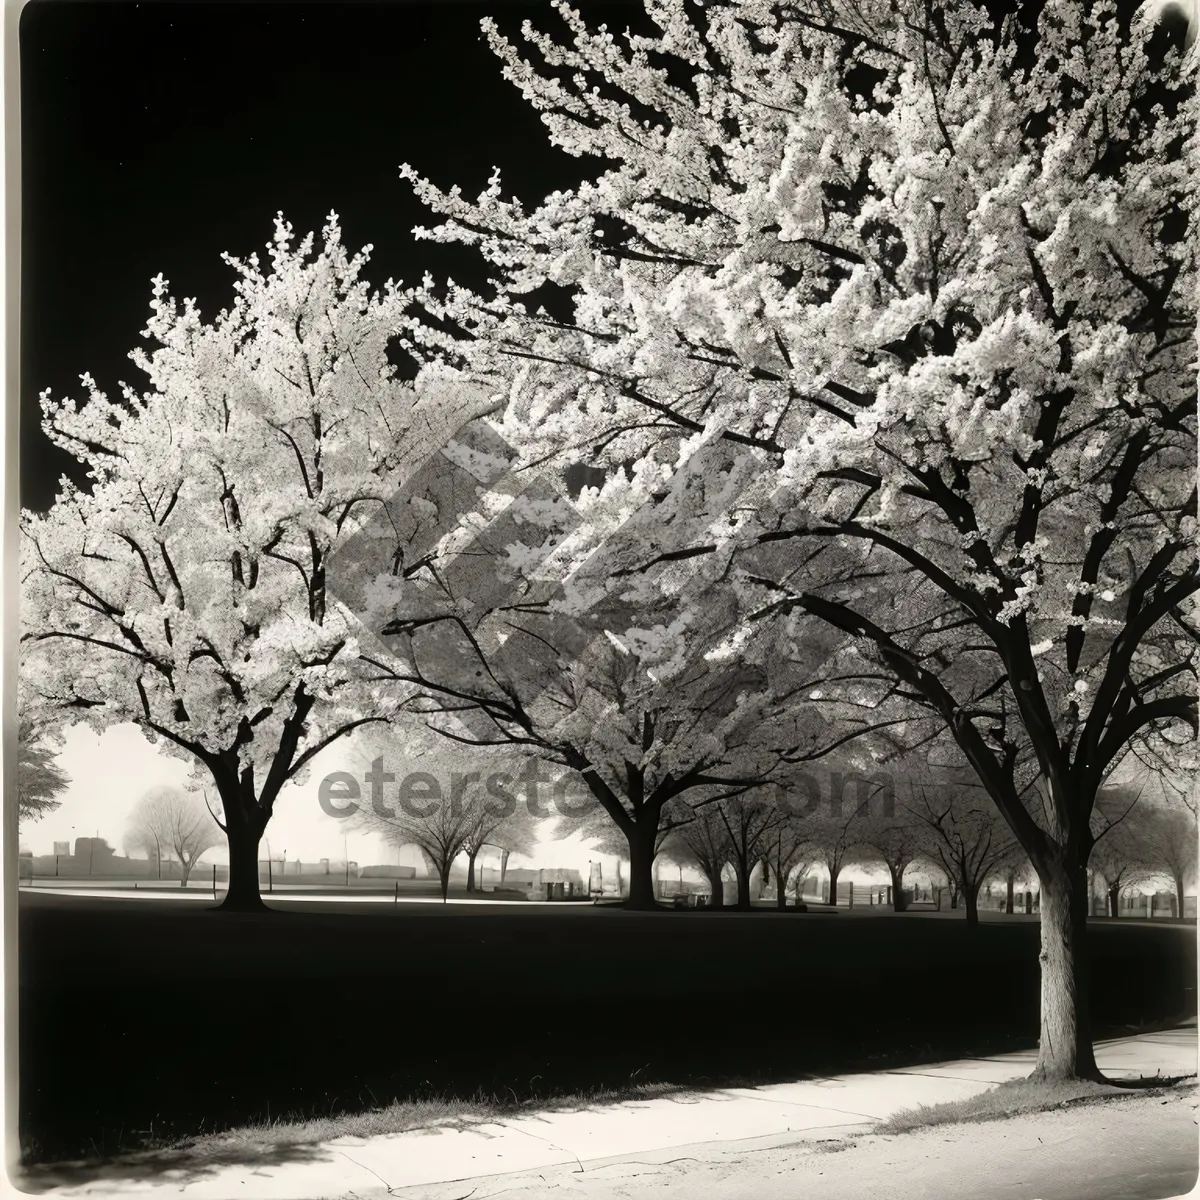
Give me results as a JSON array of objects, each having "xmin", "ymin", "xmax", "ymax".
[{"xmin": 18, "ymin": 893, "xmax": 1196, "ymax": 1164}]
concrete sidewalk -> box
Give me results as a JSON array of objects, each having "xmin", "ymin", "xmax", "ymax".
[{"xmin": 24, "ymin": 1025, "xmax": 1197, "ymax": 1199}]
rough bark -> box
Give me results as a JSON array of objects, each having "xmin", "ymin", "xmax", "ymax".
[
  {"xmin": 466, "ymin": 849, "xmax": 478, "ymax": 893},
  {"xmin": 964, "ymin": 881, "xmax": 980, "ymax": 927},
  {"xmin": 733, "ymin": 858, "xmax": 753, "ymax": 911},
  {"xmin": 828, "ymin": 866, "xmax": 840, "ymax": 907},
  {"xmin": 1031, "ymin": 857, "xmax": 1101, "ymax": 1082},
  {"xmin": 888, "ymin": 862, "xmax": 909, "ymax": 912},
  {"xmin": 625, "ymin": 825, "xmax": 660, "ymax": 910},
  {"xmin": 220, "ymin": 808, "xmax": 267, "ymax": 912},
  {"xmin": 705, "ymin": 866, "xmax": 726, "ymax": 909}
]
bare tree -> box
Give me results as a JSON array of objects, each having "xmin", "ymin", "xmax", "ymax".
[
  {"xmin": 667, "ymin": 804, "xmax": 729, "ymax": 909},
  {"xmin": 126, "ymin": 785, "xmax": 222, "ymax": 886},
  {"xmin": 762, "ymin": 815, "xmax": 815, "ymax": 910},
  {"xmin": 904, "ymin": 773, "xmax": 1019, "ymax": 927},
  {"xmin": 1089, "ymin": 785, "xmax": 1149, "ymax": 919},
  {"xmin": 716, "ymin": 794, "xmax": 780, "ymax": 912},
  {"xmin": 1130, "ymin": 805, "xmax": 1199, "ymax": 918},
  {"xmin": 486, "ymin": 804, "xmax": 540, "ymax": 888},
  {"xmin": 989, "ymin": 844, "xmax": 1036, "ymax": 916},
  {"xmin": 462, "ymin": 785, "xmax": 542, "ymax": 892},
  {"xmin": 859, "ymin": 810, "xmax": 924, "ymax": 913}
]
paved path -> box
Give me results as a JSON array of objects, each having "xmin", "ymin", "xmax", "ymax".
[
  {"xmin": 388, "ymin": 1090, "xmax": 1199, "ymax": 1200},
  {"xmin": 22, "ymin": 1027, "xmax": 1197, "ymax": 1199}
]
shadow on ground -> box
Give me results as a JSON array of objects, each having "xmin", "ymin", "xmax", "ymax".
[{"xmin": 19, "ymin": 893, "xmax": 1196, "ymax": 1167}]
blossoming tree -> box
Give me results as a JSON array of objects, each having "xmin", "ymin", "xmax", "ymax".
[
  {"xmin": 20, "ymin": 214, "xmax": 491, "ymax": 910},
  {"xmin": 394, "ymin": 0, "xmax": 1197, "ymax": 1079},
  {"xmin": 347, "ymin": 429, "xmax": 864, "ymax": 908}
]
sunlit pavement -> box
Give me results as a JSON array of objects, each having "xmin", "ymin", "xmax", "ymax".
[{"xmin": 21, "ymin": 1022, "xmax": 1197, "ymax": 1199}]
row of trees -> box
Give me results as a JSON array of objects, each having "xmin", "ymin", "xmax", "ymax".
[
  {"xmin": 19, "ymin": 0, "xmax": 1197, "ymax": 1089},
  {"xmin": 648, "ymin": 774, "xmax": 1195, "ymax": 922}
]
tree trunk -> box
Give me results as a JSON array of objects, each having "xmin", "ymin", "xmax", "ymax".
[
  {"xmin": 1006, "ymin": 874, "xmax": 1015, "ymax": 915},
  {"xmin": 828, "ymin": 866, "xmax": 840, "ymax": 907},
  {"xmin": 220, "ymin": 814, "xmax": 267, "ymax": 912},
  {"xmin": 705, "ymin": 866, "xmax": 725, "ymax": 910},
  {"xmin": 964, "ymin": 881, "xmax": 980, "ymax": 927},
  {"xmin": 180, "ymin": 862, "xmax": 191, "ymax": 888},
  {"xmin": 888, "ymin": 862, "xmax": 908, "ymax": 912},
  {"xmin": 776, "ymin": 868, "xmax": 788, "ymax": 909},
  {"xmin": 1174, "ymin": 872, "xmax": 1185, "ymax": 920},
  {"xmin": 624, "ymin": 826, "xmax": 660, "ymax": 910},
  {"xmin": 500, "ymin": 849, "xmax": 510, "ymax": 885},
  {"xmin": 1108, "ymin": 881, "xmax": 1121, "ymax": 919},
  {"xmin": 758, "ymin": 857, "xmax": 770, "ymax": 899},
  {"xmin": 466, "ymin": 849, "xmax": 478, "ymax": 893},
  {"xmin": 1031, "ymin": 857, "xmax": 1101, "ymax": 1082},
  {"xmin": 733, "ymin": 858, "xmax": 752, "ymax": 911},
  {"xmin": 439, "ymin": 865, "xmax": 451, "ymax": 903}
]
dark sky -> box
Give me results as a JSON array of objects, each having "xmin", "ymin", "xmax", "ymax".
[{"xmin": 20, "ymin": 0, "xmax": 642, "ymax": 512}]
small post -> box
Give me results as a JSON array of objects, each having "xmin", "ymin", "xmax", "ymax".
[
  {"xmin": 848, "ymin": 881, "xmax": 854, "ymax": 909},
  {"xmin": 55, "ymin": 855, "xmax": 59, "ymax": 878},
  {"xmin": 394, "ymin": 880, "xmax": 398, "ymax": 904},
  {"xmin": 212, "ymin": 863, "xmax": 216, "ymax": 899}
]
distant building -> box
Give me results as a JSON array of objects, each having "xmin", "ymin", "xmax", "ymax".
[
  {"xmin": 74, "ymin": 837, "xmax": 115, "ymax": 864},
  {"xmin": 358, "ymin": 864, "xmax": 418, "ymax": 879},
  {"xmin": 502, "ymin": 867, "xmax": 586, "ymax": 899}
]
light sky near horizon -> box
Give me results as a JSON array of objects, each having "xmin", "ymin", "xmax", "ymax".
[
  {"xmin": 20, "ymin": 721, "xmax": 640, "ymax": 880},
  {"xmin": 28, "ymin": 723, "xmax": 1177, "ymax": 889}
]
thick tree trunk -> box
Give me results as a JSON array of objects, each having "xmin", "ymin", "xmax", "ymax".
[
  {"xmin": 964, "ymin": 881, "xmax": 980, "ymax": 927},
  {"xmin": 758, "ymin": 857, "xmax": 770, "ymax": 899},
  {"xmin": 828, "ymin": 867, "xmax": 840, "ymax": 907},
  {"xmin": 220, "ymin": 815, "xmax": 267, "ymax": 912},
  {"xmin": 705, "ymin": 866, "xmax": 725, "ymax": 909},
  {"xmin": 888, "ymin": 862, "xmax": 908, "ymax": 912},
  {"xmin": 1032, "ymin": 858, "xmax": 1101, "ymax": 1082},
  {"xmin": 500, "ymin": 849, "xmax": 510, "ymax": 884},
  {"xmin": 439, "ymin": 866, "xmax": 451, "ymax": 903},
  {"xmin": 776, "ymin": 869, "xmax": 788, "ymax": 909},
  {"xmin": 1006, "ymin": 874, "xmax": 1015, "ymax": 915},
  {"xmin": 625, "ymin": 827, "xmax": 660, "ymax": 910},
  {"xmin": 1174, "ymin": 872, "xmax": 1185, "ymax": 920},
  {"xmin": 733, "ymin": 859, "xmax": 752, "ymax": 911},
  {"xmin": 1108, "ymin": 882, "xmax": 1121, "ymax": 919},
  {"xmin": 466, "ymin": 850, "xmax": 478, "ymax": 893}
]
